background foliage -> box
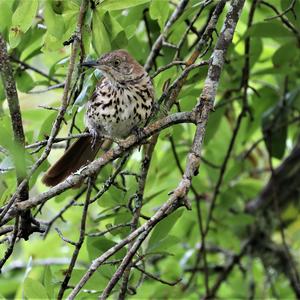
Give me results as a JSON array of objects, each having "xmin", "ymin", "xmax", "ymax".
[{"xmin": 1, "ymin": 0, "xmax": 300, "ymax": 299}]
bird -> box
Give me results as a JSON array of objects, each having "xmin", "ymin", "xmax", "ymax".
[{"xmin": 42, "ymin": 49, "xmax": 155, "ymax": 187}]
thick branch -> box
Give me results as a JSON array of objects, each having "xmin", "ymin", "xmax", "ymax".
[{"xmin": 0, "ymin": 34, "xmax": 31, "ymax": 239}]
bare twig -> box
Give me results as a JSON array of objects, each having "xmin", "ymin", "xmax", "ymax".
[
  {"xmin": 134, "ymin": 265, "xmax": 181, "ymax": 286},
  {"xmin": 0, "ymin": 217, "xmax": 19, "ymax": 271},
  {"xmin": 10, "ymin": 56, "xmax": 60, "ymax": 84},
  {"xmin": 144, "ymin": 0, "xmax": 189, "ymax": 72},
  {"xmin": 264, "ymin": 0, "xmax": 297, "ymax": 21},
  {"xmin": 57, "ymin": 177, "xmax": 93, "ymax": 300}
]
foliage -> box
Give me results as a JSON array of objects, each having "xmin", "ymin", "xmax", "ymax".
[{"xmin": 0, "ymin": 0, "xmax": 300, "ymax": 299}]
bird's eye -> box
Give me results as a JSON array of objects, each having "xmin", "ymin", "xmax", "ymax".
[{"xmin": 113, "ymin": 59, "xmax": 121, "ymax": 67}]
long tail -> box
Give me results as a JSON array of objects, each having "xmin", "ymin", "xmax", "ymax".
[{"xmin": 42, "ymin": 136, "xmax": 107, "ymax": 187}]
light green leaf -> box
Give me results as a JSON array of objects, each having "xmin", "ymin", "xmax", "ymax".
[
  {"xmin": 44, "ymin": 0, "xmax": 65, "ymax": 39},
  {"xmin": 86, "ymin": 236, "xmax": 126, "ymax": 261},
  {"xmin": 67, "ymin": 268, "xmax": 110, "ymax": 290},
  {"xmin": 0, "ymin": 80, "xmax": 5, "ymax": 102},
  {"xmin": 99, "ymin": 0, "xmax": 150, "ymax": 11},
  {"xmin": 38, "ymin": 112, "xmax": 57, "ymax": 140},
  {"xmin": 92, "ymin": 10, "xmax": 111, "ymax": 55},
  {"xmin": 74, "ymin": 69, "xmax": 102, "ymax": 107},
  {"xmin": 148, "ymin": 209, "xmax": 183, "ymax": 249},
  {"xmin": 0, "ymin": 0, "xmax": 13, "ymax": 33},
  {"xmin": 247, "ymin": 21, "xmax": 293, "ymax": 38},
  {"xmin": 16, "ymin": 71, "xmax": 35, "ymax": 93},
  {"xmin": 149, "ymin": 0, "xmax": 169, "ymax": 29},
  {"xmin": 9, "ymin": 0, "xmax": 39, "ymax": 48},
  {"xmin": 42, "ymin": 266, "xmax": 54, "ymax": 299},
  {"xmin": 23, "ymin": 278, "xmax": 49, "ymax": 300},
  {"xmin": 103, "ymin": 12, "xmax": 124, "ymax": 40}
]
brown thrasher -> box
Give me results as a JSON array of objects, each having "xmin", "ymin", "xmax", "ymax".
[{"xmin": 42, "ymin": 50, "xmax": 155, "ymax": 186}]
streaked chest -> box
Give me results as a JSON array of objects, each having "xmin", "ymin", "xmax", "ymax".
[{"xmin": 85, "ymin": 77, "xmax": 154, "ymax": 138}]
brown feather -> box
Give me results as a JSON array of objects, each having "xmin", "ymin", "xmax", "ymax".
[{"xmin": 42, "ymin": 136, "xmax": 103, "ymax": 187}]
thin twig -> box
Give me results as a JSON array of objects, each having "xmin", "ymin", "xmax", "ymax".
[
  {"xmin": 0, "ymin": 217, "xmax": 19, "ymax": 271},
  {"xmin": 10, "ymin": 56, "xmax": 60, "ymax": 84},
  {"xmin": 134, "ymin": 265, "xmax": 181, "ymax": 286},
  {"xmin": 57, "ymin": 177, "xmax": 93, "ymax": 300}
]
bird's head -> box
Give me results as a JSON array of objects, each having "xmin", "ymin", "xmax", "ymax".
[{"xmin": 82, "ymin": 50, "xmax": 146, "ymax": 85}]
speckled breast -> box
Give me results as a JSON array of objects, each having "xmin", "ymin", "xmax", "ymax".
[{"xmin": 85, "ymin": 77, "xmax": 154, "ymax": 139}]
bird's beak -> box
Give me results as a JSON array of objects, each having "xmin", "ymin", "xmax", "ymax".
[{"xmin": 81, "ymin": 60, "xmax": 98, "ymax": 68}]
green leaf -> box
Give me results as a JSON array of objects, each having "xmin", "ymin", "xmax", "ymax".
[
  {"xmin": 234, "ymin": 178, "xmax": 263, "ymax": 198},
  {"xmin": 149, "ymin": 0, "xmax": 170, "ymax": 29},
  {"xmin": 98, "ymin": 185, "xmax": 126, "ymax": 207},
  {"xmin": 148, "ymin": 235, "xmax": 180, "ymax": 252},
  {"xmin": 44, "ymin": 0, "xmax": 65, "ymax": 39},
  {"xmin": 148, "ymin": 209, "xmax": 183, "ymax": 249},
  {"xmin": 249, "ymin": 37, "xmax": 263, "ymax": 67},
  {"xmin": 42, "ymin": 266, "xmax": 54, "ymax": 299},
  {"xmin": 0, "ymin": 0, "xmax": 13, "ymax": 33},
  {"xmin": 16, "ymin": 70, "xmax": 35, "ymax": 93},
  {"xmin": 204, "ymin": 106, "xmax": 226, "ymax": 145},
  {"xmin": 262, "ymin": 105, "xmax": 288, "ymax": 159},
  {"xmin": 272, "ymin": 41, "xmax": 299, "ymax": 68},
  {"xmin": 92, "ymin": 10, "xmax": 111, "ymax": 55},
  {"xmin": 67, "ymin": 268, "xmax": 110, "ymax": 290},
  {"xmin": 86, "ymin": 236, "xmax": 126, "ymax": 261},
  {"xmin": 9, "ymin": 0, "xmax": 39, "ymax": 48},
  {"xmin": 102, "ymin": 12, "xmax": 128, "ymax": 49},
  {"xmin": 51, "ymin": 0, "xmax": 65, "ymax": 14},
  {"xmin": 0, "ymin": 80, "xmax": 5, "ymax": 102},
  {"xmin": 74, "ymin": 71, "xmax": 101, "ymax": 106},
  {"xmin": 23, "ymin": 278, "xmax": 49, "ymax": 300},
  {"xmin": 281, "ymin": 0, "xmax": 300, "ymax": 30},
  {"xmin": 247, "ymin": 21, "xmax": 293, "ymax": 38},
  {"xmin": 38, "ymin": 112, "xmax": 57, "ymax": 140},
  {"xmin": 99, "ymin": 0, "xmax": 150, "ymax": 11},
  {"xmin": 103, "ymin": 12, "xmax": 123, "ymax": 40}
]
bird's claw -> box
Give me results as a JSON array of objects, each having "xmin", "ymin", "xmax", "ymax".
[
  {"xmin": 131, "ymin": 126, "xmax": 145, "ymax": 140},
  {"xmin": 90, "ymin": 130, "xmax": 98, "ymax": 150}
]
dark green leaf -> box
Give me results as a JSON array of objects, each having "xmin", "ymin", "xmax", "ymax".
[
  {"xmin": 272, "ymin": 41, "xmax": 299, "ymax": 68},
  {"xmin": 262, "ymin": 105, "xmax": 288, "ymax": 159}
]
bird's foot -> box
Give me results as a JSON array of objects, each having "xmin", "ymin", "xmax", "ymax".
[
  {"xmin": 131, "ymin": 126, "xmax": 145, "ymax": 141},
  {"xmin": 90, "ymin": 129, "xmax": 99, "ymax": 150}
]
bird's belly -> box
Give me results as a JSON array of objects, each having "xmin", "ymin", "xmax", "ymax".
[
  {"xmin": 85, "ymin": 102, "xmax": 145, "ymax": 139},
  {"xmin": 85, "ymin": 83, "xmax": 153, "ymax": 139}
]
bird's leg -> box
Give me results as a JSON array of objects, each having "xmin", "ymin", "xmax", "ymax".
[
  {"xmin": 131, "ymin": 126, "xmax": 145, "ymax": 141},
  {"xmin": 90, "ymin": 128, "xmax": 99, "ymax": 149}
]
